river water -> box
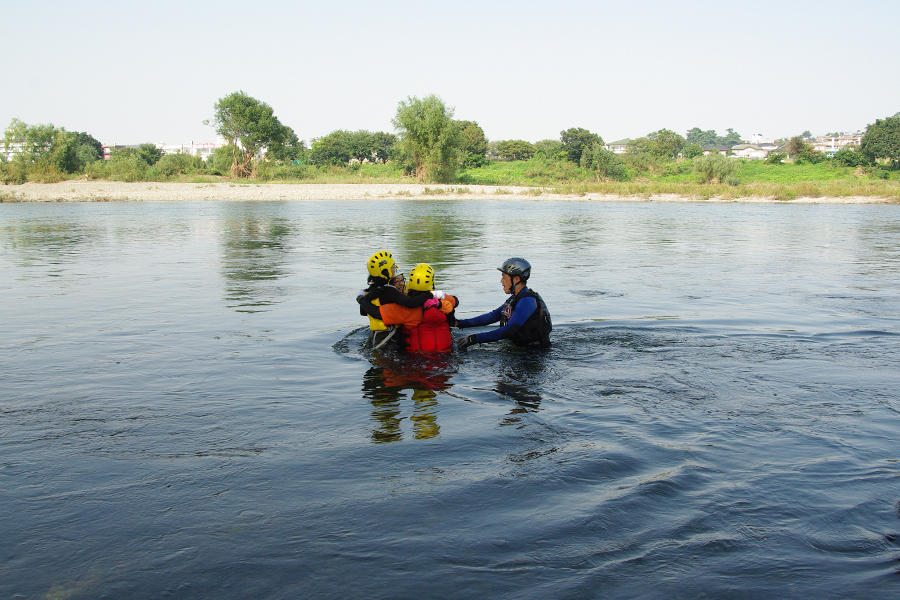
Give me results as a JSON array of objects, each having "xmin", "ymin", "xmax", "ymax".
[{"xmin": 2, "ymin": 199, "xmax": 899, "ymax": 599}]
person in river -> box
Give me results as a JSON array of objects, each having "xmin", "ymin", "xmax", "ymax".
[
  {"xmin": 453, "ymin": 257, "xmax": 552, "ymax": 350},
  {"xmin": 360, "ymin": 251, "xmax": 430, "ymax": 349},
  {"xmin": 357, "ymin": 252, "xmax": 448, "ymax": 349},
  {"xmin": 359, "ymin": 263, "xmax": 459, "ymax": 353}
]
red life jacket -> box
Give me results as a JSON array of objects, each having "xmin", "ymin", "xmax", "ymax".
[{"xmin": 403, "ymin": 307, "xmax": 452, "ymax": 353}]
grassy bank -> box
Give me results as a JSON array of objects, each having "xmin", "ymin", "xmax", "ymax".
[{"xmin": 4, "ymin": 155, "xmax": 899, "ymax": 201}]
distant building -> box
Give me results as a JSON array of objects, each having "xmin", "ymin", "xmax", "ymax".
[
  {"xmin": 101, "ymin": 145, "xmax": 140, "ymax": 160},
  {"xmin": 604, "ymin": 139, "xmax": 631, "ymax": 154},
  {"xmin": 813, "ymin": 135, "xmax": 862, "ymax": 156},
  {"xmin": 750, "ymin": 133, "xmax": 776, "ymax": 145},
  {"xmin": 2, "ymin": 142, "xmax": 25, "ymax": 161},
  {"xmin": 159, "ymin": 141, "xmax": 223, "ymax": 161},
  {"xmin": 702, "ymin": 144, "xmax": 731, "ymax": 155},
  {"xmin": 729, "ymin": 144, "xmax": 771, "ymax": 160}
]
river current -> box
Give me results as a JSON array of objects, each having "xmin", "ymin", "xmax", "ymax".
[{"xmin": 2, "ymin": 199, "xmax": 899, "ymax": 599}]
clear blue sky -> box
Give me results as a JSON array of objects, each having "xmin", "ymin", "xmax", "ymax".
[{"xmin": 2, "ymin": 0, "xmax": 897, "ymax": 145}]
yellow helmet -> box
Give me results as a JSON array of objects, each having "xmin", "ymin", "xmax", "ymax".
[
  {"xmin": 367, "ymin": 251, "xmax": 395, "ymax": 280},
  {"xmin": 407, "ymin": 263, "xmax": 435, "ymax": 292}
]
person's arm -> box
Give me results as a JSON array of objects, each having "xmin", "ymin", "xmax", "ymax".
[
  {"xmin": 457, "ymin": 304, "xmax": 504, "ymax": 328},
  {"xmin": 438, "ymin": 295, "xmax": 458, "ymax": 313},
  {"xmin": 379, "ymin": 303, "xmax": 424, "ymax": 328},
  {"xmin": 376, "ymin": 286, "xmax": 433, "ymax": 308},
  {"xmin": 358, "ymin": 296, "xmax": 383, "ymax": 320},
  {"xmin": 472, "ymin": 296, "xmax": 537, "ymax": 343}
]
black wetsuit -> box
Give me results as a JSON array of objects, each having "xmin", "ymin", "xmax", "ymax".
[{"xmin": 358, "ymin": 283, "xmax": 434, "ymax": 349}]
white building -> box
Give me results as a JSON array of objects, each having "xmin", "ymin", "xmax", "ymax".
[
  {"xmin": 750, "ymin": 133, "xmax": 776, "ymax": 145},
  {"xmin": 604, "ymin": 139, "xmax": 631, "ymax": 154},
  {"xmin": 159, "ymin": 140, "xmax": 224, "ymax": 161},
  {"xmin": 2, "ymin": 142, "xmax": 25, "ymax": 162},
  {"xmin": 813, "ymin": 135, "xmax": 862, "ymax": 155},
  {"xmin": 729, "ymin": 144, "xmax": 771, "ymax": 160}
]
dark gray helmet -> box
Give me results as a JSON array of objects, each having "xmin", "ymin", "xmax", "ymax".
[{"xmin": 498, "ymin": 257, "xmax": 531, "ymax": 281}]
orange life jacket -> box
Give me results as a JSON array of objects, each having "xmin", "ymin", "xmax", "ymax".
[{"xmin": 403, "ymin": 306, "xmax": 453, "ymax": 353}]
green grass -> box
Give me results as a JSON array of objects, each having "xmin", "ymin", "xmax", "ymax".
[{"xmin": 5, "ymin": 155, "xmax": 899, "ymax": 201}]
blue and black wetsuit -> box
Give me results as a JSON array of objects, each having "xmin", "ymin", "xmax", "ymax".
[{"xmin": 457, "ymin": 287, "xmax": 552, "ymax": 347}]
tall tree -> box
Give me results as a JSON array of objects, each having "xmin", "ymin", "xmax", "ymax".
[
  {"xmin": 647, "ymin": 129, "xmax": 685, "ymax": 160},
  {"xmin": 205, "ymin": 91, "xmax": 297, "ymax": 177},
  {"xmin": 628, "ymin": 129, "xmax": 685, "ymax": 160},
  {"xmin": 392, "ymin": 95, "xmax": 460, "ymax": 182},
  {"xmin": 371, "ymin": 131, "xmax": 398, "ymax": 163},
  {"xmin": 860, "ymin": 115, "xmax": 900, "ymax": 169},
  {"xmin": 560, "ymin": 127, "xmax": 603, "ymax": 164},
  {"xmin": 685, "ymin": 127, "xmax": 718, "ymax": 147},
  {"xmin": 457, "ymin": 120, "xmax": 488, "ymax": 168},
  {"xmin": 721, "ymin": 128, "xmax": 742, "ymax": 147},
  {"xmin": 310, "ymin": 130, "xmax": 353, "ymax": 166}
]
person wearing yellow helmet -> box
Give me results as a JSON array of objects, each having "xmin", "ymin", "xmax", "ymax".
[
  {"xmin": 359, "ymin": 262, "xmax": 459, "ymax": 353},
  {"xmin": 357, "ymin": 252, "xmax": 446, "ymax": 349}
]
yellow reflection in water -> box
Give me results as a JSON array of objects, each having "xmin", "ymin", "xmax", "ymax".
[{"xmin": 361, "ymin": 355, "xmax": 453, "ymax": 443}]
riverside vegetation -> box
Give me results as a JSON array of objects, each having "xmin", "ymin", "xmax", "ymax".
[{"xmin": 3, "ymin": 94, "xmax": 899, "ymax": 201}]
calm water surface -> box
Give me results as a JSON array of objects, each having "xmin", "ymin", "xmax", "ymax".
[{"xmin": 2, "ymin": 199, "xmax": 899, "ymax": 599}]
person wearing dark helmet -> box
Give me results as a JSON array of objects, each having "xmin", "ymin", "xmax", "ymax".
[{"xmin": 454, "ymin": 258, "xmax": 552, "ymax": 350}]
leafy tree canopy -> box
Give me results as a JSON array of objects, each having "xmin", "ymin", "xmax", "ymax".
[
  {"xmin": 3, "ymin": 118, "xmax": 104, "ymax": 175},
  {"xmin": 494, "ymin": 140, "xmax": 535, "ymax": 161},
  {"xmin": 685, "ymin": 127, "xmax": 741, "ymax": 148},
  {"xmin": 786, "ymin": 136, "xmax": 825, "ymax": 164},
  {"xmin": 310, "ymin": 130, "xmax": 353, "ymax": 166},
  {"xmin": 266, "ymin": 128, "xmax": 304, "ymax": 163},
  {"xmin": 138, "ymin": 143, "xmax": 163, "ymax": 166},
  {"xmin": 205, "ymin": 91, "xmax": 297, "ymax": 177},
  {"xmin": 533, "ymin": 139, "xmax": 566, "ymax": 161},
  {"xmin": 309, "ymin": 130, "xmax": 396, "ymax": 166},
  {"xmin": 457, "ymin": 120, "xmax": 487, "ymax": 168},
  {"xmin": 392, "ymin": 95, "xmax": 460, "ymax": 183},
  {"xmin": 560, "ymin": 127, "xmax": 603, "ymax": 164},
  {"xmin": 628, "ymin": 129, "xmax": 685, "ymax": 160},
  {"xmin": 860, "ymin": 115, "xmax": 900, "ymax": 169}
]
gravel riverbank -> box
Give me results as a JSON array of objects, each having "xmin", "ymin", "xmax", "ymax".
[{"xmin": 1, "ymin": 181, "xmax": 893, "ymax": 203}]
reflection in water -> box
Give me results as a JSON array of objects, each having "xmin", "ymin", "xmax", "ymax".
[
  {"xmin": 219, "ymin": 213, "xmax": 296, "ymax": 312},
  {"xmin": 0, "ymin": 219, "xmax": 105, "ymax": 268},
  {"xmin": 495, "ymin": 377, "xmax": 542, "ymax": 412},
  {"xmin": 361, "ymin": 354, "xmax": 454, "ymax": 443},
  {"xmin": 394, "ymin": 206, "xmax": 483, "ymax": 271},
  {"xmin": 855, "ymin": 217, "xmax": 900, "ymax": 275},
  {"xmin": 492, "ymin": 350, "xmax": 548, "ymax": 425}
]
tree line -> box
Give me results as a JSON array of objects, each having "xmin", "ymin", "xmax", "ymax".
[{"xmin": 2, "ymin": 90, "xmax": 898, "ymax": 185}]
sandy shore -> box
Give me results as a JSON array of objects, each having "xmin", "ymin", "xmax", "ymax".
[{"xmin": 1, "ymin": 181, "xmax": 894, "ymax": 204}]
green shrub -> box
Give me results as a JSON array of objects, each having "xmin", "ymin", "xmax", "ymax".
[
  {"xmin": 831, "ymin": 147, "xmax": 866, "ymax": 168},
  {"xmin": 208, "ymin": 144, "xmax": 240, "ymax": 176},
  {"xmin": 26, "ymin": 159, "xmax": 67, "ymax": 183},
  {"xmin": 0, "ymin": 158, "xmax": 27, "ymax": 184},
  {"xmin": 594, "ymin": 148, "xmax": 628, "ymax": 181},
  {"xmin": 693, "ymin": 154, "xmax": 738, "ymax": 183},
  {"xmin": 259, "ymin": 163, "xmax": 310, "ymax": 180},
  {"xmin": 104, "ymin": 154, "xmax": 149, "ymax": 182},
  {"xmin": 150, "ymin": 153, "xmax": 203, "ymax": 179}
]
